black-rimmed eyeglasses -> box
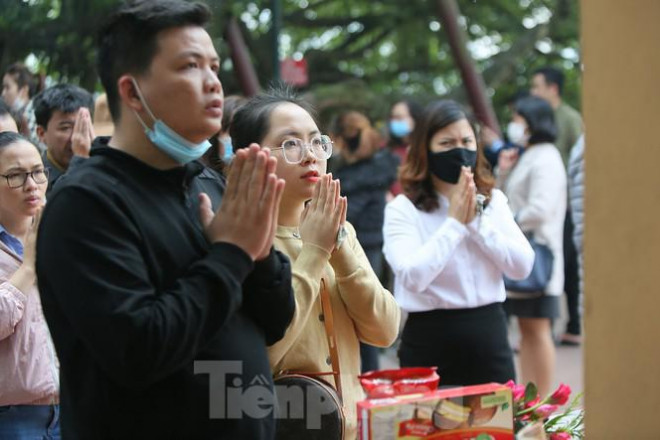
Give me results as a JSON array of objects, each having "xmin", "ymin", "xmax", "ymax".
[{"xmin": 1, "ymin": 169, "xmax": 49, "ymax": 188}]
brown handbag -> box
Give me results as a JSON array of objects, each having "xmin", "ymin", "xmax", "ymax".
[{"xmin": 274, "ymin": 278, "xmax": 346, "ymax": 439}]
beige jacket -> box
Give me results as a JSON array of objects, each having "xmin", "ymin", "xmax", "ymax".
[
  {"xmin": 0, "ymin": 241, "xmax": 59, "ymax": 406},
  {"xmin": 269, "ymin": 222, "xmax": 400, "ymax": 438},
  {"xmin": 498, "ymin": 143, "xmax": 567, "ymax": 296}
]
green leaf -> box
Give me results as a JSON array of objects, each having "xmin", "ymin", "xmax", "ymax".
[{"xmin": 524, "ymin": 382, "xmax": 538, "ymax": 403}]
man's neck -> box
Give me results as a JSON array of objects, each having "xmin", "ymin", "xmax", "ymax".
[
  {"xmin": 46, "ymin": 149, "xmax": 66, "ymax": 172},
  {"xmin": 109, "ymin": 123, "xmax": 182, "ymax": 170}
]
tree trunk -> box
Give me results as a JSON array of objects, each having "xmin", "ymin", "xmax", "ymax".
[
  {"xmin": 224, "ymin": 17, "xmax": 261, "ymax": 97},
  {"xmin": 436, "ymin": 0, "xmax": 500, "ymax": 134}
]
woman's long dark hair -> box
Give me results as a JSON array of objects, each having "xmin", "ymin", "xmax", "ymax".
[
  {"xmin": 515, "ymin": 96, "xmax": 557, "ymax": 145},
  {"xmin": 399, "ymin": 100, "xmax": 494, "ymax": 212}
]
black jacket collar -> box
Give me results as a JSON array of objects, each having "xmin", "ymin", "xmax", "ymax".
[{"xmin": 91, "ymin": 136, "xmax": 204, "ymax": 188}]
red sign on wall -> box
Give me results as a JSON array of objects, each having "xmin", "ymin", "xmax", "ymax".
[{"xmin": 281, "ymin": 57, "xmax": 308, "ymax": 87}]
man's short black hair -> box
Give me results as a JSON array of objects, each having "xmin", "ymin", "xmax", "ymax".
[
  {"xmin": 533, "ymin": 66, "xmax": 565, "ymax": 96},
  {"xmin": 97, "ymin": 0, "xmax": 212, "ymax": 122},
  {"xmin": 33, "ymin": 84, "xmax": 94, "ymax": 128}
]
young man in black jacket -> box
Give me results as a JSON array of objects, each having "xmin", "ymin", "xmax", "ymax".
[
  {"xmin": 32, "ymin": 83, "xmax": 95, "ymax": 197},
  {"xmin": 35, "ymin": 1, "xmax": 294, "ymax": 438}
]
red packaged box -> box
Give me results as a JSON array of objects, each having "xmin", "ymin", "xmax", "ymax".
[
  {"xmin": 357, "ymin": 383, "xmax": 514, "ymax": 440},
  {"xmin": 359, "ymin": 367, "xmax": 440, "ymax": 399}
]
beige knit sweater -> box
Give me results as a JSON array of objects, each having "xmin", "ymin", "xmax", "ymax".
[{"xmin": 269, "ymin": 222, "xmax": 401, "ymax": 438}]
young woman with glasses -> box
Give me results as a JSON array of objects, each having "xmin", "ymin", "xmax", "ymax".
[
  {"xmin": 230, "ymin": 87, "xmax": 400, "ymax": 438},
  {"xmin": 0, "ymin": 131, "xmax": 60, "ymax": 439}
]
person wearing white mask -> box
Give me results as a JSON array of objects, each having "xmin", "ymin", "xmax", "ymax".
[
  {"xmin": 496, "ymin": 95, "xmax": 567, "ymax": 397},
  {"xmin": 506, "ymin": 119, "xmax": 529, "ymax": 147}
]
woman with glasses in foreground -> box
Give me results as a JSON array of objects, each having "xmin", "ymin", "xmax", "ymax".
[
  {"xmin": 230, "ymin": 87, "xmax": 400, "ymax": 438},
  {"xmin": 0, "ymin": 131, "xmax": 60, "ymax": 439}
]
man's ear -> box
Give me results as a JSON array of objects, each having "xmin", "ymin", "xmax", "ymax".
[
  {"xmin": 36, "ymin": 124, "xmax": 46, "ymax": 144},
  {"xmin": 117, "ymin": 75, "xmax": 143, "ymax": 113}
]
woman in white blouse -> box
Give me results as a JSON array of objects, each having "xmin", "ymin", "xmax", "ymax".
[
  {"xmin": 383, "ymin": 100, "xmax": 534, "ymax": 386},
  {"xmin": 497, "ymin": 96, "xmax": 567, "ymax": 396}
]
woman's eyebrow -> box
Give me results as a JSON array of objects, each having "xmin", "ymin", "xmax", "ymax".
[
  {"xmin": 2, "ymin": 164, "xmax": 45, "ymax": 173},
  {"xmin": 275, "ymin": 129, "xmax": 320, "ymax": 138},
  {"xmin": 2, "ymin": 166, "xmax": 28, "ymax": 173},
  {"xmin": 276, "ymin": 130, "xmax": 301, "ymax": 137}
]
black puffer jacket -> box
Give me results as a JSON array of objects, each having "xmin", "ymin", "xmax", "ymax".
[{"xmin": 336, "ymin": 150, "xmax": 399, "ymax": 249}]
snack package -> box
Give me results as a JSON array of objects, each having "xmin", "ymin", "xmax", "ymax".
[
  {"xmin": 358, "ymin": 383, "xmax": 514, "ymax": 440},
  {"xmin": 359, "ymin": 367, "xmax": 440, "ymax": 398}
]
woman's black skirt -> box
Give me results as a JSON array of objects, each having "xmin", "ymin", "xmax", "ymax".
[
  {"xmin": 504, "ymin": 294, "xmax": 560, "ymax": 319},
  {"xmin": 399, "ymin": 302, "xmax": 515, "ymax": 387}
]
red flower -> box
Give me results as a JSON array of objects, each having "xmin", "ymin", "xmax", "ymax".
[
  {"xmin": 524, "ymin": 396, "xmax": 541, "ymax": 409},
  {"xmin": 534, "ymin": 404, "xmax": 559, "ymax": 419},
  {"xmin": 549, "ymin": 432, "xmax": 572, "ymax": 440},
  {"xmin": 505, "ymin": 380, "xmax": 526, "ymax": 402},
  {"xmin": 549, "ymin": 383, "xmax": 572, "ymax": 406}
]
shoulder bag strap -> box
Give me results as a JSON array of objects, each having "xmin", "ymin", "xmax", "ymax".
[{"xmin": 319, "ymin": 278, "xmax": 343, "ymax": 399}]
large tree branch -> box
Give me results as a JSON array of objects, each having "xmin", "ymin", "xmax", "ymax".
[
  {"xmin": 346, "ymin": 28, "xmax": 393, "ymax": 58},
  {"xmin": 481, "ymin": 22, "xmax": 550, "ymax": 90},
  {"xmin": 283, "ymin": 12, "xmax": 385, "ymax": 28}
]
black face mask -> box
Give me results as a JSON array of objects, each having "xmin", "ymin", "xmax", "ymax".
[
  {"xmin": 345, "ymin": 130, "xmax": 362, "ymax": 152},
  {"xmin": 427, "ymin": 148, "xmax": 477, "ymax": 183}
]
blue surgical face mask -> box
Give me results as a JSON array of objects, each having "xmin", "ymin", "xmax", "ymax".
[
  {"xmin": 221, "ymin": 136, "xmax": 233, "ymax": 162},
  {"xmin": 131, "ymin": 79, "xmax": 211, "ymax": 164},
  {"xmin": 389, "ymin": 119, "xmax": 411, "ymax": 138}
]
